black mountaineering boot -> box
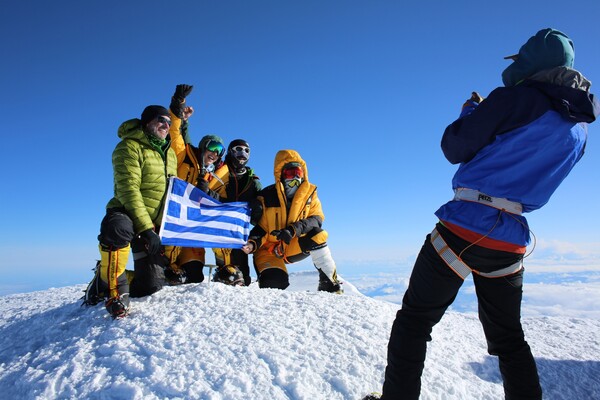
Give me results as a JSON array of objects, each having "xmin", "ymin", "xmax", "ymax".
[{"xmin": 82, "ymin": 261, "xmax": 105, "ymax": 306}]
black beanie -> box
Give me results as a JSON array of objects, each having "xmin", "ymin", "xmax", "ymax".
[
  {"xmin": 141, "ymin": 105, "xmax": 170, "ymax": 126},
  {"xmin": 228, "ymin": 139, "xmax": 250, "ymax": 152}
]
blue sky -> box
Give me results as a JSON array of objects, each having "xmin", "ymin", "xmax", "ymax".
[{"xmin": 1, "ymin": 0, "xmax": 599, "ymax": 294}]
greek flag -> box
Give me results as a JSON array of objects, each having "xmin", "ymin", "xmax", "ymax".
[{"xmin": 159, "ymin": 177, "xmax": 251, "ymax": 248}]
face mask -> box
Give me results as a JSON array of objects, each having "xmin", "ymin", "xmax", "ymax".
[
  {"xmin": 284, "ymin": 177, "xmax": 302, "ymax": 188},
  {"xmin": 284, "ymin": 185, "xmax": 299, "ymax": 198},
  {"xmin": 283, "ymin": 178, "xmax": 302, "ymax": 198}
]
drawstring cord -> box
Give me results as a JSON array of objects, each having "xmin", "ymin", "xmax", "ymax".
[
  {"xmin": 457, "ymin": 209, "xmax": 537, "ymax": 260},
  {"xmin": 505, "ymin": 210, "xmax": 537, "ymax": 259}
]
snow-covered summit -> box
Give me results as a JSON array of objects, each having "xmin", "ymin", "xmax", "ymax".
[{"xmin": 0, "ymin": 272, "xmax": 598, "ymax": 399}]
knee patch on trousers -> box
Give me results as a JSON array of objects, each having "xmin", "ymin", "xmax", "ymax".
[
  {"xmin": 298, "ymin": 228, "xmax": 328, "ymax": 253},
  {"xmin": 98, "ymin": 210, "xmax": 135, "ymax": 248}
]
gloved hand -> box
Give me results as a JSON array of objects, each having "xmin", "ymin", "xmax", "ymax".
[
  {"xmin": 140, "ymin": 229, "xmax": 161, "ymax": 255},
  {"xmin": 198, "ymin": 178, "xmax": 209, "ymax": 193},
  {"xmin": 461, "ymin": 91, "xmax": 484, "ymax": 115},
  {"xmin": 170, "ymin": 84, "xmax": 194, "ymax": 118},
  {"xmin": 271, "ymin": 227, "xmax": 295, "ymax": 244},
  {"xmin": 469, "ymin": 91, "xmax": 484, "ymax": 103},
  {"xmin": 463, "ymin": 91, "xmax": 484, "ymax": 107},
  {"xmin": 174, "ymin": 84, "xmax": 193, "ymax": 101}
]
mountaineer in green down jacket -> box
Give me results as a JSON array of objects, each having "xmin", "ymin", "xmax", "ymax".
[{"xmin": 83, "ymin": 105, "xmax": 178, "ymax": 318}]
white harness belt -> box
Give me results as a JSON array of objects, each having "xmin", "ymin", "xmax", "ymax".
[
  {"xmin": 453, "ymin": 188, "xmax": 523, "ymax": 215},
  {"xmin": 430, "ymin": 228, "xmax": 523, "ymax": 279}
]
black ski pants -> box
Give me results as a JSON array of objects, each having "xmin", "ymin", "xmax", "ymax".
[
  {"xmin": 382, "ymin": 224, "xmax": 542, "ymax": 400},
  {"xmin": 100, "ymin": 209, "xmax": 166, "ymax": 298}
]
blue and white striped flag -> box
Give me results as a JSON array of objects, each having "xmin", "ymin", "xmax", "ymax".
[{"xmin": 159, "ymin": 177, "xmax": 251, "ymax": 248}]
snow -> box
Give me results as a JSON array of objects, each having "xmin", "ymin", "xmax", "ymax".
[{"xmin": 0, "ymin": 271, "xmax": 599, "ymax": 400}]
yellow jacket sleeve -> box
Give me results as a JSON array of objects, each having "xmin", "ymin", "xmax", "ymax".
[{"xmin": 168, "ymin": 111, "xmax": 186, "ymax": 166}]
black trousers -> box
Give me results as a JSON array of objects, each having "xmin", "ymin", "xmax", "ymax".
[
  {"xmin": 254, "ymin": 228, "xmax": 328, "ymax": 289},
  {"xmin": 99, "ymin": 209, "xmax": 166, "ymax": 298},
  {"xmin": 382, "ymin": 224, "xmax": 542, "ymax": 400}
]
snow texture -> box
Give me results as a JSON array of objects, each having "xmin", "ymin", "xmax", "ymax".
[{"xmin": 0, "ymin": 271, "xmax": 599, "ymax": 399}]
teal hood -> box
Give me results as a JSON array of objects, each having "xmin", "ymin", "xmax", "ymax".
[{"xmin": 502, "ymin": 28, "xmax": 574, "ymax": 87}]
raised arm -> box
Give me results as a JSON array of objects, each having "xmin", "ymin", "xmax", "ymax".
[{"xmin": 169, "ymin": 84, "xmax": 194, "ymax": 166}]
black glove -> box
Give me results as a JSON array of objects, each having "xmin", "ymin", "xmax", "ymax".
[
  {"xmin": 140, "ymin": 229, "xmax": 161, "ymax": 255},
  {"xmin": 170, "ymin": 84, "xmax": 194, "ymax": 118},
  {"xmin": 175, "ymin": 84, "xmax": 193, "ymax": 100},
  {"xmin": 271, "ymin": 228, "xmax": 294, "ymax": 244},
  {"xmin": 198, "ymin": 179, "xmax": 209, "ymax": 193}
]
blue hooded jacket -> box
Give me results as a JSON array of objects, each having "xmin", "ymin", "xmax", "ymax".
[{"xmin": 435, "ymin": 29, "xmax": 599, "ymax": 248}]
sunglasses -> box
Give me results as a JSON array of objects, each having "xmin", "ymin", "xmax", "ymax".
[
  {"xmin": 282, "ymin": 166, "xmax": 304, "ymax": 180},
  {"xmin": 206, "ymin": 140, "xmax": 225, "ymax": 157},
  {"xmin": 231, "ymin": 145, "xmax": 250, "ymax": 154},
  {"xmin": 156, "ymin": 116, "xmax": 171, "ymax": 126}
]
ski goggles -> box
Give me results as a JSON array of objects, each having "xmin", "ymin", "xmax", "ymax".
[
  {"xmin": 231, "ymin": 145, "xmax": 250, "ymax": 155},
  {"xmin": 282, "ymin": 166, "xmax": 304, "ymax": 180},
  {"xmin": 205, "ymin": 140, "xmax": 225, "ymax": 157}
]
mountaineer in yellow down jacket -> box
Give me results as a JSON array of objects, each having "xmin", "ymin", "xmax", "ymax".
[
  {"xmin": 163, "ymin": 84, "xmax": 225, "ymax": 285},
  {"xmin": 241, "ymin": 150, "xmax": 342, "ymax": 293}
]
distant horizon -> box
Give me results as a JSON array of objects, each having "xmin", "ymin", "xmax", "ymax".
[{"xmin": 3, "ymin": 265, "xmax": 599, "ymax": 320}]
